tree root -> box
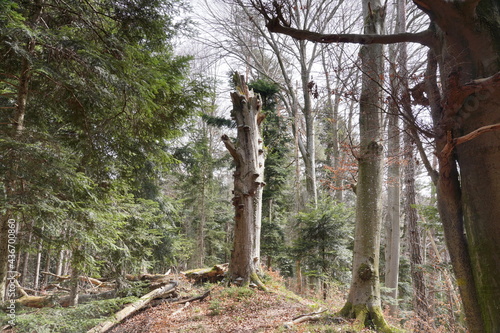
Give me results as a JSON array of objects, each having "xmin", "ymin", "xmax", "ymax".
[
  {"xmin": 250, "ymin": 272, "xmax": 267, "ymax": 291},
  {"xmin": 338, "ymin": 302, "xmax": 401, "ymax": 333}
]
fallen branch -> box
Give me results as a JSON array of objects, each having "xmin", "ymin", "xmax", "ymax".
[
  {"xmin": 87, "ymin": 281, "xmax": 178, "ymax": 333},
  {"xmin": 45, "ymin": 283, "xmax": 71, "ymax": 292},
  {"xmin": 284, "ymin": 308, "xmax": 326, "ymax": 328},
  {"xmin": 171, "ymin": 302, "xmax": 190, "ymax": 316},
  {"xmin": 173, "ymin": 290, "xmax": 211, "ymax": 305}
]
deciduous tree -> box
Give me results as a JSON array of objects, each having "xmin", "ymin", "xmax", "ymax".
[{"xmin": 251, "ymin": 0, "xmax": 500, "ymax": 331}]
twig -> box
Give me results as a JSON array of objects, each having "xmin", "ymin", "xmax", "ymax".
[
  {"xmin": 173, "ymin": 290, "xmax": 211, "ymax": 305},
  {"xmin": 284, "ymin": 308, "xmax": 326, "ymax": 328}
]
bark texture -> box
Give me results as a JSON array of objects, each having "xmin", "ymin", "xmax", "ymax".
[
  {"xmin": 404, "ymin": 136, "xmax": 431, "ymax": 331},
  {"xmin": 222, "ymin": 73, "xmax": 265, "ymax": 287},
  {"xmin": 338, "ymin": 1, "xmax": 392, "ymax": 331}
]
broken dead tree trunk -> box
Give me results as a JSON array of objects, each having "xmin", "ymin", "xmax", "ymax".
[
  {"xmin": 87, "ymin": 281, "xmax": 178, "ymax": 333},
  {"xmin": 222, "ymin": 73, "xmax": 266, "ymax": 289},
  {"xmin": 182, "ymin": 264, "xmax": 228, "ymax": 283}
]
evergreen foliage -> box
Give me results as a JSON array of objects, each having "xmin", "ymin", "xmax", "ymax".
[
  {"xmin": 293, "ymin": 197, "xmax": 354, "ymax": 284},
  {"xmin": 0, "ymin": 0, "xmax": 204, "ymax": 285}
]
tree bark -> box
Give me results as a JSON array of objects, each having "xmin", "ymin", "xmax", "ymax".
[
  {"xmin": 404, "ymin": 134, "xmax": 431, "ymax": 331},
  {"xmin": 385, "ymin": 97, "xmax": 400, "ymax": 317},
  {"xmin": 222, "ymin": 73, "xmax": 266, "ymax": 288},
  {"xmin": 338, "ymin": 1, "xmax": 392, "ymax": 331}
]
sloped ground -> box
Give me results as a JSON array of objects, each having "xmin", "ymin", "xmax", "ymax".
[{"xmin": 109, "ymin": 285, "xmax": 311, "ymax": 333}]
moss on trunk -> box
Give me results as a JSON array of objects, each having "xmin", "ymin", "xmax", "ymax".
[{"xmin": 338, "ymin": 302, "xmax": 400, "ymax": 333}]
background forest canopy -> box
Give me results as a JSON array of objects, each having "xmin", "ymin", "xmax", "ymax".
[{"xmin": 0, "ymin": 0, "xmax": 491, "ymax": 332}]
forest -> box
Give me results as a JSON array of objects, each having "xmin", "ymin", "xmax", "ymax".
[{"xmin": 1, "ymin": 0, "xmax": 500, "ymax": 332}]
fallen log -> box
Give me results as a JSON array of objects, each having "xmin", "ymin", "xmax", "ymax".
[
  {"xmin": 284, "ymin": 308, "xmax": 326, "ymax": 328},
  {"xmin": 87, "ymin": 280, "xmax": 178, "ymax": 333},
  {"xmin": 59, "ymin": 290, "xmax": 118, "ymax": 307},
  {"xmin": 16, "ymin": 295, "xmax": 55, "ymax": 308},
  {"xmin": 182, "ymin": 264, "xmax": 228, "ymax": 283},
  {"xmin": 41, "ymin": 272, "xmax": 104, "ymax": 287},
  {"xmin": 14, "ymin": 279, "xmax": 56, "ymax": 308}
]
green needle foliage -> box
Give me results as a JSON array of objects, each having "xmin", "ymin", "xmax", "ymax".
[
  {"xmin": 293, "ymin": 197, "xmax": 355, "ymax": 284},
  {"xmin": 0, "ymin": 0, "xmax": 206, "ymax": 282}
]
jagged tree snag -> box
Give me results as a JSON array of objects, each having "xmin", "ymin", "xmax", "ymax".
[
  {"xmin": 222, "ymin": 73, "xmax": 266, "ymax": 288},
  {"xmin": 250, "ymin": 0, "xmax": 500, "ymax": 331}
]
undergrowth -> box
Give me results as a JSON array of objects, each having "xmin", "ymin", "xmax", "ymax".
[{"xmin": 1, "ymin": 296, "xmax": 137, "ymax": 333}]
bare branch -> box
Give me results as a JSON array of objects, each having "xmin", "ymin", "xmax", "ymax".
[
  {"xmin": 441, "ymin": 123, "xmax": 500, "ymax": 159},
  {"xmin": 221, "ymin": 134, "xmax": 241, "ymax": 164},
  {"xmin": 264, "ymin": 18, "xmax": 435, "ymax": 46},
  {"xmin": 456, "ymin": 123, "xmax": 500, "ymax": 147}
]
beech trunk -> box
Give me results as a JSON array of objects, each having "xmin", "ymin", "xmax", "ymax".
[{"xmin": 338, "ymin": 1, "xmax": 392, "ymax": 331}]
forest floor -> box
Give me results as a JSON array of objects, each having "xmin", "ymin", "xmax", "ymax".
[
  {"xmin": 1, "ymin": 270, "xmax": 402, "ymax": 333},
  {"xmin": 107, "ymin": 272, "xmax": 377, "ymax": 333}
]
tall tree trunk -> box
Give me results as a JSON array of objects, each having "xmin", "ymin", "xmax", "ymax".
[
  {"xmin": 385, "ymin": 98, "xmax": 400, "ymax": 317},
  {"xmin": 33, "ymin": 239, "xmax": 43, "ymax": 292},
  {"xmin": 384, "ymin": 16, "xmax": 402, "ymax": 314},
  {"xmin": 222, "ymin": 73, "xmax": 265, "ymax": 287},
  {"xmin": 299, "ymin": 41, "xmax": 318, "ymax": 207},
  {"xmin": 56, "ymin": 250, "xmax": 65, "ymax": 277},
  {"xmin": 404, "ymin": 134, "xmax": 431, "ymax": 330},
  {"xmin": 42, "ymin": 248, "xmax": 51, "ymax": 288},
  {"xmin": 0, "ymin": 216, "xmax": 10, "ymax": 302},
  {"xmin": 322, "ymin": 49, "xmax": 344, "ymax": 202},
  {"xmin": 198, "ymin": 177, "xmax": 207, "ymax": 267},
  {"xmin": 339, "ymin": 1, "xmax": 392, "ymax": 331},
  {"xmin": 68, "ymin": 267, "xmax": 79, "ymax": 307}
]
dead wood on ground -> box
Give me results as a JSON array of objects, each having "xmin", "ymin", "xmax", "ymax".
[
  {"xmin": 87, "ymin": 281, "xmax": 178, "ymax": 333},
  {"xmin": 182, "ymin": 264, "xmax": 228, "ymax": 283},
  {"xmin": 284, "ymin": 308, "xmax": 326, "ymax": 328}
]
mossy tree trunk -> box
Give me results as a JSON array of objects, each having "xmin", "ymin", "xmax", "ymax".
[
  {"xmin": 222, "ymin": 73, "xmax": 266, "ymax": 288},
  {"xmin": 338, "ymin": 1, "xmax": 393, "ymax": 331}
]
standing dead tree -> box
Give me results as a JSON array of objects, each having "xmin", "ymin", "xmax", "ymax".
[{"xmin": 222, "ymin": 73, "xmax": 266, "ymax": 288}]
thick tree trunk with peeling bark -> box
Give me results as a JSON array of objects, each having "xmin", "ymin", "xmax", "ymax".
[
  {"xmin": 222, "ymin": 73, "xmax": 265, "ymax": 287},
  {"xmin": 338, "ymin": 1, "xmax": 392, "ymax": 331}
]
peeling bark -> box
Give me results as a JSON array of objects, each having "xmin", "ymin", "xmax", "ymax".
[{"xmin": 223, "ymin": 73, "xmax": 266, "ymax": 288}]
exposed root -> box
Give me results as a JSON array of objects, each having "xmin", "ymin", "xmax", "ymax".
[{"xmin": 338, "ymin": 302, "xmax": 400, "ymax": 333}]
